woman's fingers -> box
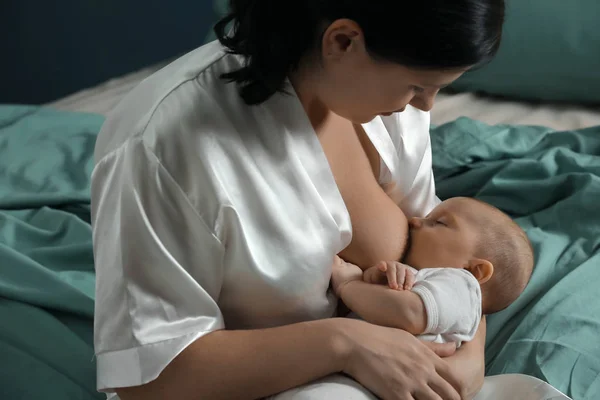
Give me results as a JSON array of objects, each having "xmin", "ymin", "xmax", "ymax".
[
  {"xmin": 426, "ymin": 376, "xmax": 461, "ymax": 400},
  {"xmin": 419, "ymin": 342, "xmax": 462, "ymax": 400},
  {"xmin": 413, "ymin": 386, "xmax": 444, "ymax": 400},
  {"xmin": 422, "ymin": 341, "xmax": 456, "ymax": 358},
  {"xmin": 432, "ymin": 355, "xmax": 464, "ymax": 397},
  {"xmin": 343, "ymin": 324, "xmax": 465, "ymax": 400}
]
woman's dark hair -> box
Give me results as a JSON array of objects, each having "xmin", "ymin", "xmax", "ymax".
[{"xmin": 215, "ymin": 0, "xmax": 505, "ymax": 105}]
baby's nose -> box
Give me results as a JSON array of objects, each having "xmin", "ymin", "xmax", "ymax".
[{"xmin": 409, "ymin": 217, "xmax": 423, "ymax": 229}]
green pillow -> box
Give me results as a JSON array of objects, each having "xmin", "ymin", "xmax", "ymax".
[{"xmin": 450, "ymin": 0, "xmax": 600, "ymax": 104}]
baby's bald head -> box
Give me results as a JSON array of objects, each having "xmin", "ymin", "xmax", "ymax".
[{"xmin": 466, "ymin": 199, "xmax": 535, "ymax": 313}]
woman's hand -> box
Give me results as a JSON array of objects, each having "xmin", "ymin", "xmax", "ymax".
[
  {"xmin": 443, "ymin": 317, "xmax": 487, "ymax": 399},
  {"xmin": 338, "ymin": 319, "xmax": 462, "ymax": 400},
  {"xmin": 331, "ymin": 256, "xmax": 363, "ymax": 296}
]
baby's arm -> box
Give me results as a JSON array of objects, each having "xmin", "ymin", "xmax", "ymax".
[
  {"xmin": 340, "ymin": 279, "xmax": 428, "ymax": 335},
  {"xmin": 333, "ymin": 260, "xmax": 482, "ymax": 341},
  {"xmin": 332, "ymin": 259, "xmax": 427, "ymax": 335}
]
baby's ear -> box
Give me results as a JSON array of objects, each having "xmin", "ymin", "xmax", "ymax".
[{"xmin": 466, "ymin": 259, "xmax": 494, "ymax": 284}]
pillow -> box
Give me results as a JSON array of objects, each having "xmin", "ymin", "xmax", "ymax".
[{"xmin": 449, "ymin": 0, "xmax": 600, "ymax": 104}]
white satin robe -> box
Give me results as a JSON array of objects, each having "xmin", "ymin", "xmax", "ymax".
[{"xmin": 91, "ymin": 40, "xmax": 438, "ymax": 398}]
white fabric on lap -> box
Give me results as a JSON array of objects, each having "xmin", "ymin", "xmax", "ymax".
[
  {"xmin": 270, "ymin": 374, "xmax": 571, "ymax": 400},
  {"xmin": 474, "ymin": 374, "xmax": 572, "ymax": 400},
  {"xmin": 268, "ymin": 374, "xmax": 378, "ymax": 400}
]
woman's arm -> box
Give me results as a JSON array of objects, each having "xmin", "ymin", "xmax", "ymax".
[
  {"xmin": 116, "ymin": 319, "xmax": 346, "ymax": 400},
  {"xmin": 117, "ymin": 318, "xmax": 463, "ymax": 400},
  {"xmin": 444, "ymin": 317, "xmax": 487, "ymax": 400}
]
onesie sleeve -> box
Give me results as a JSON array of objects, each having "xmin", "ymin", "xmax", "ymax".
[
  {"xmin": 91, "ymin": 138, "xmax": 225, "ymax": 392},
  {"xmin": 411, "ymin": 268, "xmax": 482, "ymax": 343}
]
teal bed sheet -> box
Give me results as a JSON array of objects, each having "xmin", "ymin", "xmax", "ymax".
[
  {"xmin": 0, "ymin": 105, "xmax": 599, "ymax": 399},
  {"xmin": 0, "ymin": 106, "xmax": 104, "ymax": 399},
  {"xmin": 433, "ymin": 119, "xmax": 600, "ymax": 399}
]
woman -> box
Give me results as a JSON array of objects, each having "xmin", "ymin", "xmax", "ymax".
[{"xmin": 91, "ymin": 1, "xmax": 504, "ymax": 399}]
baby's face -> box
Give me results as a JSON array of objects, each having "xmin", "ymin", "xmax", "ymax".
[{"xmin": 403, "ymin": 198, "xmax": 488, "ymax": 270}]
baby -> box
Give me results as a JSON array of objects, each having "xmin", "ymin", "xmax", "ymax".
[{"xmin": 332, "ymin": 196, "xmax": 535, "ymax": 344}]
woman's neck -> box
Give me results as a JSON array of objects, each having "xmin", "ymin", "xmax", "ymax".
[
  {"xmin": 290, "ymin": 58, "xmax": 381, "ymax": 179},
  {"xmin": 289, "ymin": 58, "xmax": 331, "ymax": 133}
]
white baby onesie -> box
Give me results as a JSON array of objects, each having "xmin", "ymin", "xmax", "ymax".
[{"xmin": 410, "ymin": 267, "xmax": 482, "ymax": 345}]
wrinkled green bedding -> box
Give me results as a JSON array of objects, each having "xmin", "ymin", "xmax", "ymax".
[
  {"xmin": 0, "ymin": 105, "xmax": 598, "ymax": 399},
  {"xmin": 433, "ymin": 119, "xmax": 600, "ymax": 399},
  {"xmin": 0, "ymin": 106, "xmax": 103, "ymax": 399}
]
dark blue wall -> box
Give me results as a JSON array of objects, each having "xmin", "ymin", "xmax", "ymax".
[{"xmin": 1, "ymin": 1, "xmax": 217, "ymax": 104}]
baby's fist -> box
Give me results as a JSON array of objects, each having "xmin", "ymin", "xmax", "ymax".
[
  {"xmin": 331, "ymin": 256, "xmax": 363, "ymax": 297},
  {"xmin": 364, "ymin": 261, "xmax": 415, "ymax": 290}
]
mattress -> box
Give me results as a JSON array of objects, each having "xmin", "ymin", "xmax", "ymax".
[
  {"xmin": 47, "ymin": 64, "xmax": 166, "ymax": 117},
  {"xmin": 48, "ymin": 66, "xmax": 600, "ymax": 131},
  {"xmin": 432, "ymin": 92, "xmax": 600, "ymax": 131}
]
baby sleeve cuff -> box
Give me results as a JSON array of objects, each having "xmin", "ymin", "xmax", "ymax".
[{"xmin": 412, "ymin": 285, "xmax": 438, "ymax": 334}]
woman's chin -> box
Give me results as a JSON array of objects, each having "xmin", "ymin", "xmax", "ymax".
[
  {"xmin": 352, "ymin": 114, "xmax": 380, "ymax": 124},
  {"xmin": 331, "ymin": 109, "xmax": 377, "ymax": 125},
  {"xmin": 329, "ymin": 104, "xmax": 385, "ymax": 123}
]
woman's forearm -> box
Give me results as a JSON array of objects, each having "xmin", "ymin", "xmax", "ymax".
[
  {"xmin": 116, "ymin": 318, "xmax": 353, "ymax": 400},
  {"xmin": 445, "ymin": 316, "xmax": 487, "ymax": 399}
]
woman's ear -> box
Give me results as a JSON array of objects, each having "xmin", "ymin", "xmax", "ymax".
[
  {"xmin": 321, "ymin": 19, "xmax": 363, "ymax": 60},
  {"xmin": 466, "ymin": 259, "xmax": 494, "ymax": 284}
]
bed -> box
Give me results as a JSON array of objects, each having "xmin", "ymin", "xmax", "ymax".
[
  {"xmin": 48, "ymin": 64, "xmax": 600, "ymax": 131},
  {"xmin": 2, "ymin": 1, "xmax": 599, "ymax": 399}
]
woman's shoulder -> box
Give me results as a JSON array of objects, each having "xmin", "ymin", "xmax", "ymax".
[
  {"xmin": 94, "ymin": 40, "xmax": 245, "ymax": 163},
  {"xmin": 91, "ymin": 41, "xmax": 257, "ymax": 213}
]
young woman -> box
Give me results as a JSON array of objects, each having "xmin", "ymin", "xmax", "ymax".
[{"xmin": 91, "ymin": 1, "xmax": 505, "ymax": 399}]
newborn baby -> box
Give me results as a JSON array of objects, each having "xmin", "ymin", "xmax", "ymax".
[{"xmin": 332, "ymin": 196, "xmax": 535, "ymax": 344}]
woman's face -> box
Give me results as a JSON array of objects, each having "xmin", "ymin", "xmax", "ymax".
[{"xmin": 315, "ymin": 20, "xmax": 469, "ymax": 123}]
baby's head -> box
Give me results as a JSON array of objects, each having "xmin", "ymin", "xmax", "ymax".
[{"xmin": 403, "ymin": 197, "xmax": 534, "ymax": 314}]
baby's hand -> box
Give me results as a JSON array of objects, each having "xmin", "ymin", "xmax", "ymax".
[
  {"xmin": 331, "ymin": 256, "xmax": 363, "ymax": 297},
  {"xmin": 363, "ymin": 261, "xmax": 415, "ymax": 291}
]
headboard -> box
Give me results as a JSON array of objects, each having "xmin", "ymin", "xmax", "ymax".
[{"xmin": 2, "ymin": 1, "xmax": 218, "ymax": 104}]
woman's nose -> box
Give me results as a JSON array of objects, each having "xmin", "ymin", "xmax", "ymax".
[{"xmin": 409, "ymin": 91, "xmax": 438, "ymax": 112}]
